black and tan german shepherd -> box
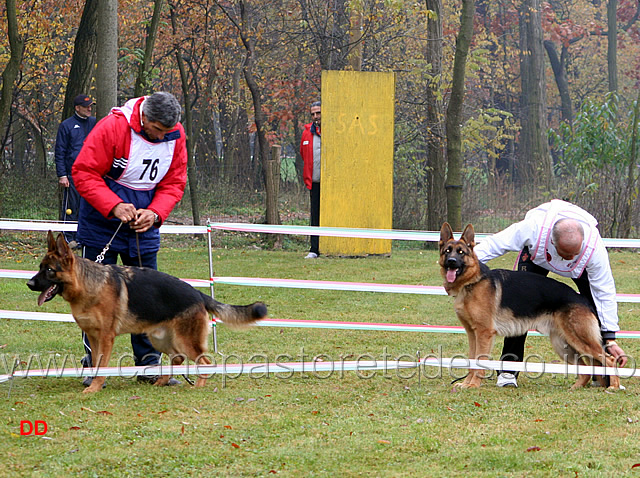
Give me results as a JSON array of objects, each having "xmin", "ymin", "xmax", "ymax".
[
  {"xmin": 439, "ymin": 222, "xmax": 620, "ymax": 390},
  {"xmin": 27, "ymin": 231, "xmax": 267, "ymax": 393}
]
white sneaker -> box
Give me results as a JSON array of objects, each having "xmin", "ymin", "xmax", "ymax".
[
  {"xmin": 496, "ymin": 372, "xmax": 518, "ymax": 388},
  {"xmin": 305, "ymin": 252, "xmax": 318, "ymax": 259}
]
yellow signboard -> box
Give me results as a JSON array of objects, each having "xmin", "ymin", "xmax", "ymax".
[{"xmin": 319, "ymin": 70, "xmax": 395, "ymax": 255}]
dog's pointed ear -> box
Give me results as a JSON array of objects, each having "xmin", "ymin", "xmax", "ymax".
[
  {"xmin": 439, "ymin": 222, "xmax": 454, "ymax": 248},
  {"xmin": 55, "ymin": 233, "xmax": 73, "ymax": 261},
  {"xmin": 47, "ymin": 230, "xmax": 57, "ymax": 252},
  {"xmin": 461, "ymin": 224, "xmax": 475, "ymax": 248}
]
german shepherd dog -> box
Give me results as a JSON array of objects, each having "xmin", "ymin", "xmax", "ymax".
[
  {"xmin": 439, "ymin": 222, "xmax": 620, "ymax": 390},
  {"xmin": 27, "ymin": 231, "xmax": 267, "ymax": 393}
]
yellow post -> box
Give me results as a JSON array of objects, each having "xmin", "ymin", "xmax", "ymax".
[{"xmin": 319, "ymin": 70, "xmax": 395, "ymax": 256}]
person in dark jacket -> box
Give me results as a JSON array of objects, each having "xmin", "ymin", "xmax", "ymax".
[
  {"xmin": 54, "ymin": 94, "xmax": 96, "ymax": 244},
  {"xmin": 300, "ymin": 101, "xmax": 321, "ymax": 258},
  {"xmin": 72, "ymin": 91, "xmax": 187, "ymax": 387}
]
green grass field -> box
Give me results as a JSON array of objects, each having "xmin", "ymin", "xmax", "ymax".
[{"xmin": 2, "ymin": 232, "xmax": 640, "ymax": 477}]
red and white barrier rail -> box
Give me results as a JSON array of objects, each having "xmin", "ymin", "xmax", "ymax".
[{"xmin": 1, "ymin": 357, "xmax": 635, "ymax": 385}]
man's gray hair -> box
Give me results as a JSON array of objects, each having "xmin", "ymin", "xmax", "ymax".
[
  {"xmin": 311, "ymin": 100, "xmax": 321, "ymax": 108},
  {"xmin": 143, "ymin": 92, "xmax": 182, "ymax": 128},
  {"xmin": 551, "ymin": 218, "xmax": 584, "ymax": 244}
]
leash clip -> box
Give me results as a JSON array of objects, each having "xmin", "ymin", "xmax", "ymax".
[{"xmin": 95, "ymin": 221, "xmax": 125, "ymax": 263}]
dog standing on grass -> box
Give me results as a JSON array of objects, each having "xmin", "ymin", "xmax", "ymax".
[
  {"xmin": 439, "ymin": 222, "xmax": 620, "ymax": 390},
  {"xmin": 27, "ymin": 231, "xmax": 267, "ymax": 393}
]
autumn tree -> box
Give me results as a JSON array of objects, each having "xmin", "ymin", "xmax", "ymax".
[
  {"xmin": 425, "ymin": 0, "xmax": 446, "ymax": 230},
  {"xmin": 445, "ymin": 0, "xmax": 475, "ymax": 230},
  {"xmin": 96, "ymin": 0, "xmax": 118, "ymax": 118},
  {"xmin": 517, "ymin": 0, "xmax": 551, "ymax": 192},
  {"xmin": 0, "ymin": 0, "xmax": 24, "ymax": 155}
]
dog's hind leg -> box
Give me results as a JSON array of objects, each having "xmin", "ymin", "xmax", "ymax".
[
  {"xmin": 556, "ymin": 308, "xmax": 621, "ymax": 390},
  {"xmin": 173, "ymin": 309, "xmax": 212, "ymax": 387}
]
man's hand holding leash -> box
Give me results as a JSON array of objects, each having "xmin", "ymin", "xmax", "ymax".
[
  {"xmin": 606, "ymin": 341, "xmax": 627, "ymax": 367},
  {"xmin": 111, "ymin": 203, "xmax": 157, "ymax": 233}
]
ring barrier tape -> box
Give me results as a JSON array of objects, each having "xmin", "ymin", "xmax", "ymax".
[
  {"xmin": 3, "ymin": 219, "xmax": 640, "ymax": 247},
  {"xmin": 4, "ymin": 269, "xmax": 640, "ymax": 303},
  {"xmin": 1, "ymin": 358, "xmax": 635, "ymax": 384}
]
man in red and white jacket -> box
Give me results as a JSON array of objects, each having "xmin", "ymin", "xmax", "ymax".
[
  {"xmin": 300, "ymin": 101, "xmax": 321, "ymax": 258},
  {"xmin": 72, "ymin": 92, "xmax": 187, "ymax": 386}
]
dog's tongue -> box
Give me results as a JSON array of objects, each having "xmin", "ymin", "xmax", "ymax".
[
  {"xmin": 37, "ymin": 290, "xmax": 48, "ymax": 306},
  {"xmin": 446, "ymin": 269, "xmax": 458, "ymax": 283},
  {"xmin": 37, "ymin": 285, "xmax": 55, "ymax": 306}
]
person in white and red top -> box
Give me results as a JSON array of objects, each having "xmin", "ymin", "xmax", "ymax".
[
  {"xmin": 72, "ymin": 91, "xmax": 187, "ymax": 387},
  {"xmin": 473, "ymin": 199, "xmax": 627, "ymax": 388},
  {"xmin": 300, "ymin": 101, "xmax": 321, "ymax": 258}
]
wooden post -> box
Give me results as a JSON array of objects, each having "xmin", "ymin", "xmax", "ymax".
[{"xmin": 265, "ymin": 144, "xmax": 282, "ymax": 247}]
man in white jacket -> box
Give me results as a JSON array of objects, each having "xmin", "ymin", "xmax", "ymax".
[{"xmin": 473, "ymin": 199, "xmax": 627, "ymax": 387}]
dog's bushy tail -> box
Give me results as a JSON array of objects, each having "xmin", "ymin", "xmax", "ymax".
[{"xmin": 202, "ymin": 294, "xmax": 267, "ymax": 328}]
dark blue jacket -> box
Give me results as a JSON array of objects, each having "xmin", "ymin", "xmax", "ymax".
[{"xmin": 54, "ymin": 113, "xmax": 96, "ymax": 178}]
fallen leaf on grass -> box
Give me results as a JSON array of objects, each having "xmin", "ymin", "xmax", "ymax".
[
  {"xmin": 526, "ymin": 446, "xmax": 541, "ymax": 452},
  {"xmin": 534, "ymin": 419, "xmax": 544, "ymax": 422},
  {"xmin": 224, "ymin": 425, "xmax": 233, "ymax": 429},
  {"xmin": 378, "ymin": 440, "xmax": 391, "ymax": 445},
  {"xmin": 157, "ymin": 410, "xmax": 169, "ymax": 414},
  {"xmin": 69, "ymin": 426, "xmax": 81, "ymax": 430},
  {"xmin": 232, "ymin": 443, "xmax": 240, "ymax": 449},
  {"xmin": 97, "ymin": 411, "xmax": 113, "ymax": 416},
  {"xmin": 81, "ymin": 407, "xmax": 96, "ymax": 413},
  {"xmin": 631, "ymin": 463, "xmax": 640, "ymax": 469},
  {"xmin": 181, "ymin": 425, "xmax": 185, "ymax": 435},
  {"xmin": 129, "ymin": 396, "xmax": 141, "ymax": 400},
  {"xmin": 474, "ymin": 402, "xmax": 481, "ymax": 407}
]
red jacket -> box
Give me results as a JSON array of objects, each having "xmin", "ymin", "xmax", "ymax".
[
  {"xmin": 72, "ymin": 96, "xmax": 187, "ymax": 255},
  {"xmin": 300, "ymin": 122, "xmax": 320, "ymax": 190},
  {"xmin": 73, "ymin": 97, "xmax": 187, "ymax": 222}
]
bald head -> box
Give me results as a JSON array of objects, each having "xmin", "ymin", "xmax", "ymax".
[{"xmin": 551, "ymin": 219, "xmax": 584, "ymax": 260}]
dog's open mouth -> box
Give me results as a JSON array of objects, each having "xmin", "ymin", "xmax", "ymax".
[
  {"xmin": 445, "ymin": 268, "xmax": 459, "ymax": 283},
  {"xmin": 37, "ymin": 284, "xmax": 60, "ymax": 306}
]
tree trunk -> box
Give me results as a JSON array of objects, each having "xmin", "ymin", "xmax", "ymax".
[
  {"xmin": 96, "ymin": 0, "xmax": 118, "ymax": 119},
  {"xmin": 235, "ymin": 3, "xmax": 281, "ymax": 226},
  {"xmin": 347, "ymin": 6, "xmax": 363, "ymax": 71},
  {"xmin": 0, "ymin": 0, "xmax": 24, "ymax": 139},
  {"xmin": 265, "ymin": 145, "xmax": 282, "ymax": 247},
  {"xmin": 135, "ymin": 0, "xmax": 165, "ymax": 97},
  {"xmin": 445, "ymin": 0, "xmax": 475, "ymax": 231},
  {"xmin": 543, "ymin": 40, "xmax": 572, "ymax": 125},
  {"xmin": 607, "ymin": 0, "xmax": 618, "ymax": 93},
  {"xmin": 170, "ymin": 4, "xmax": 200, "ymax": 226},
  {"xmin": 425, "ymin": 0, "xmax": 447, "ymax": 231},
  {"xmin": 62, "ymin": 0, "xmax": 98, "ymax": 120},
  {"xmin": 620, "ymin": 89, "xmax": 640, "ymax": 237},
  {"xmin": 517, "ymin": 0, "xmax": 551, "ymax": 193}
]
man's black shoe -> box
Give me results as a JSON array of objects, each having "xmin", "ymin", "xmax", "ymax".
[{"xmin": 136, "ymin": 375, "xmax": 181, "ymax": 386}]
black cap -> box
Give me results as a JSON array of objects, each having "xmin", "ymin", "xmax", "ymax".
[{"xmin": 74, "ymin": 94, "xmax": 93, "ymax": 107}]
